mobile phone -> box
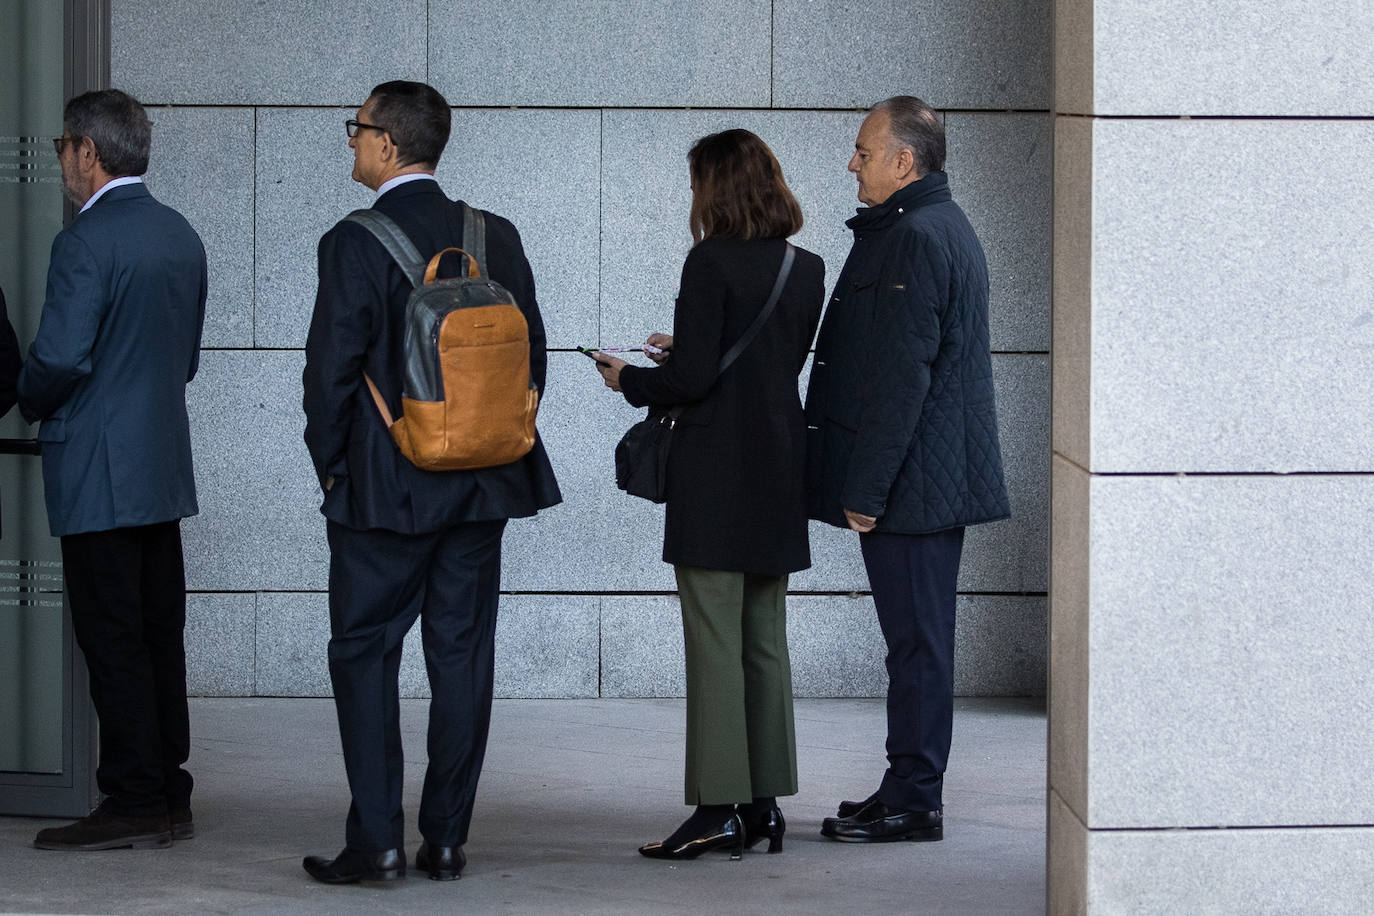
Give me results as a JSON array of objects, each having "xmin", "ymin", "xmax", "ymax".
[{"xmin": 576, "ymin": 346, "xmax": 610, "ymax": 366}]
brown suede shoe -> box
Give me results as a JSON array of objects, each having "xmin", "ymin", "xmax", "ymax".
[{"xmin": 34, "ymin": 800, "xmax": 172, "ymax": 851}]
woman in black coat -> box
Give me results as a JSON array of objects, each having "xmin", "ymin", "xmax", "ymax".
[{"xmin": 596, "ymin": 129, "xmax": 824, "ymax": 860}]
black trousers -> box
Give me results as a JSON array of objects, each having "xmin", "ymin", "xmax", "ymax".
[
  {"xmin": 860, "ymin": 526, "xmax": 965, "ymax": 813},
  {"xmin": 325, "ymin": 518, "xmax": 506, "ymax": 853},
  {"xmin": 61, "ymin": 520, "xmax": 192, "ymax": 817}
]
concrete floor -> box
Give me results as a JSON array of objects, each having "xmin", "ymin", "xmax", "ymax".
[{"xmin": 0, "ymin": 697, "xmax": 1046, "ymax": 915}]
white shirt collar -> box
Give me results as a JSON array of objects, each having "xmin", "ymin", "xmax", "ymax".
[
  {"xmin": 374, "ymin": 173, "xmax": 437, "ymax": 202},
  {"xmin": 80, "ymin": 175, "xmax": 143, "ymax": 214}
]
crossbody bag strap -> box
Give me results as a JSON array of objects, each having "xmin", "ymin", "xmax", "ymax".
[
  {"xmin": 460, "ymin": 201, "xmax": 488, "ymax": 278},
  {"xmin": 343, "ymin": 208, "xmax": 426, "ymax": 288},
  {"xmin": 717, "ymin": 243, "xmax": 796, "ymax": 374}
]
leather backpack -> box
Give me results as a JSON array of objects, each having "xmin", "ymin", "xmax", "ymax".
[{"xmin": 344, "ymin": 204, "xmax": 538, "ymax": 471}]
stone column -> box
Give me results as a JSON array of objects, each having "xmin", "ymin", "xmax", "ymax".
[{"xmin": 1050, "ymin": 1, "xmax": 1374, "ymax": 910}]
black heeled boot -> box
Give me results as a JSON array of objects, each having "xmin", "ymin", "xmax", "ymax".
[
  {"xmin": 740, "ymin": 798, "xmax": 786, "ymax": 853},
  {"xmin": 639, "ymin": 806, "xmax": 745, "ymax": 861}
]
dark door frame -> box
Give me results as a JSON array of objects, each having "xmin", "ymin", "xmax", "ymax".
[{"xmin": 66, "ymin": 0, "xmax": 109, "ymax": 104}]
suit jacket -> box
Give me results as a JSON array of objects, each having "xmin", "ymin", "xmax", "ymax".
[
  {"xmin": 17, "ymin": 183, "xmax": 207, "ymax": 538},
  {"xmin": 0, "ymin": 287, "xmax": 21, "ymax": 540},
  {"xmin": 302, "ymin": 179, "xmax": 561, "ymax": 533},
  {"xmin": 618, "ymin": 237, "xmax": 825, "ymax": 575},
  {"xmin": 0, "ymin": 288, "xmax": 19, "ymax": 418}
]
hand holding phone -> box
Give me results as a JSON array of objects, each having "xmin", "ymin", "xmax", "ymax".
[
  {"xmin": 580, "ymin": 347, "xmax": 626, "ymax": 392},
  {"xmin": 576, "ymin": 346, "xmax": 611, "ymax": 367}
]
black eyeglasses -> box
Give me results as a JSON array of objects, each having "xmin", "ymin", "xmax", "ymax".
[
  {"xmin": 345, "ymin": 119, "xmax": 387, "ymax": 138},
  {"xmin": 52, "ymin": 135, "xmax": 81, "ymax": 154}
]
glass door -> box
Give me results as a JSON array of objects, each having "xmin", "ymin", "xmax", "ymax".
[{"xmin": 0, "ymin": 0, "xmax": 105, "ymax": 817}]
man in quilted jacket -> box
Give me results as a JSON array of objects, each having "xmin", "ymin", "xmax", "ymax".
[{"xmin": 804, "ymin": 96, "xmax": 1010, "ymax": 843}]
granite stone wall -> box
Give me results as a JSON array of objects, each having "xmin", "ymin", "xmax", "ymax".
[
  {"xmin": 1049, "ymin": 0, "xmax": 1374, "ymax": 910},
  {"xmin": 112, "ymin": 1, "xmax": 1052, "ymax": 699}
]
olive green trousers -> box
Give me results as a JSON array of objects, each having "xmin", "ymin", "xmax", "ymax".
[{"xmin": 674, "ymin": 566, "xmax": 799, "ymax": 805}]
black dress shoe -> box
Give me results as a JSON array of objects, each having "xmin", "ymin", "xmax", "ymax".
[
  {"xmin": 302, "ymin": 847, "xmax": 406, "ymax": 884},
  {"xmin": 639, "ymin": 812, "xmax": 746, "ymax": 861},
  {"xmin": 820, "ymin": 801, "xmax": 943, "ymax": 843},
  {"xmin": 170, "ymin": 807, "xmax": 194, "ymax": 841},
  {"xmin": 33, "ymin": 800, "xmax": 172, "ymax": 851},
  {"xmin": 835, "ymin": 792, "xmax": 878, "ymax": 819},
  {"xmin": 416, "ymin": 842, "xmax": 465, "ymax": 880},
  {"xmin": 741, "ymin": 803, "xmax": 786, "ymax": 854}
]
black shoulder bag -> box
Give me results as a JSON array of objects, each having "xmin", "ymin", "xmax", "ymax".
[{"xmin": 614, "ymin": 244, "xmax": 796, "ymax": 503}]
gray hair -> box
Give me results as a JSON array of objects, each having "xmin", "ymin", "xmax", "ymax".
[
  {"xmin": 872, "ymin": 96, "xmax": 945, "ymax": 176},
  {"xmin": 63, "ymin": 89, "xmax": 152, "ymax": 177}
]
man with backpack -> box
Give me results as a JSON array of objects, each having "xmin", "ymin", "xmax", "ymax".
[{"xmin": 301, "ymin": 80, "xmax": 561, "ymax": 884}]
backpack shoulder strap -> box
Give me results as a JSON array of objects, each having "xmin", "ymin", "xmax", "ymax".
[
  {"xmin": 460, "ymin": 201, "xmax": 487, "ymax": 278},
  {"xmin": 344, "ymin": 208, "xmax": 426, "ymax": 288},
  {"xmin": 344, "ymin": 209, "xmax": 420, "ymax": 427}
]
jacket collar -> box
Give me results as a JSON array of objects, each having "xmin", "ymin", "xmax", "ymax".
[
  {"xmin": 846, "ymin": 171, "xmax": 951, "ymax": 232},
  {"xmin": 81, "ymin": 180, "xmax": 150, "ymax": 213},
  {"xmin": 375, "ymin": 175, "xmax": 442, "ymax": 205}
]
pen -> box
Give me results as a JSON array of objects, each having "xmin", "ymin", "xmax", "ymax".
[{"xmin": 593, "ymin": 344, "xmax": 666, "ymax": 355}]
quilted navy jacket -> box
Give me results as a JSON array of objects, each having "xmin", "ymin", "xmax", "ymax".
[{"xmin": 804, "ymin": 172, "xmax": 1010, "ymax": 533}]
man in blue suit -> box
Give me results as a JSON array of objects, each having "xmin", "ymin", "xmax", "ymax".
[
  {"xmin": 0, "ymin": 287, "xmax": 21, "ymax": 539},
  {"xmin": 19, "ymin": 89, "xmax": 207, "ymax": 851},
  {"xmin": 0, "ymin": 288, "xmax": 18, "ymax": 418},
  {"xmin": 302, "ymin": 80, "xmax": 560, "ymax": 884}
]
